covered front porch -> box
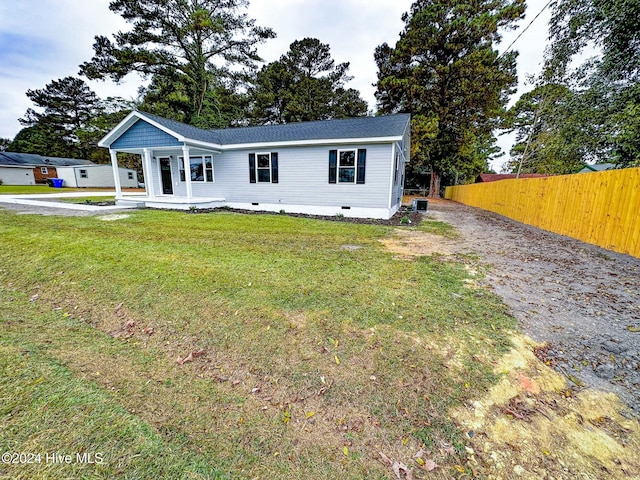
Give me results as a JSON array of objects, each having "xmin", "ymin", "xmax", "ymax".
[
  {"xmin": 101, "ymin": 111, "xmax": 228, "ymax": 210},
  {"xmin": 109, "ymin": 145, "xmax": 226, "ymax": 210}
]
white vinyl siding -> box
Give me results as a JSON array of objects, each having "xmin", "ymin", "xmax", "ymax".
[{"xmin": 183, "ymin": 144, "xmax": 392, "ymax": 208}]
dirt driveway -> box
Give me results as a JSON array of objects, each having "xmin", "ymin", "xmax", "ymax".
[{"xmin": 426, "ymin": 200, "xmax": 640, "ymax": 416}]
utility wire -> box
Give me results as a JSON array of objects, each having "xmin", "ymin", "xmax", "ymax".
[{"xmin": 495, "ymin": 0, "xmax": 554, "ymax": 62}]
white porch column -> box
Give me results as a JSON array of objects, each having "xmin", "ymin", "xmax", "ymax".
[
  {"xmin": 142, "ymin": 148, "xmax": 155, "ymax": 198},
  {"xmin": 182, "ymin": 145, "xmax": 193, "ymax": 200},
  {"xmin": 110, "ymin": 150, "xmax": 122, "ymax": 198}
]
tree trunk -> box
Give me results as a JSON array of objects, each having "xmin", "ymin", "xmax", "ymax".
[{"xmin": 428, "ymin": 171, "xmax": 441, "ymax": 198}]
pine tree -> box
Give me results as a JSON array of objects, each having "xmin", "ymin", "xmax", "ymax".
[
  {"xmin": 19, "ymin": 77, "xmax": 101, "ymax": 158},
  {"xmin": 375, "ymin": 0, "xmax": 525, "ymax": 194},
  {"xmin": 80, "ymin": 0, "xmax": 275, "ymax": 125},
  {"xmin": 249, "ymin": 38, "xmax": 367, "ymax": 124}
]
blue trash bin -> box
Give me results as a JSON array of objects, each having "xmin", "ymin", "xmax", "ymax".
[{"xmin": 51, "ymin": 178, "xmax": 64, "ymax": 188}]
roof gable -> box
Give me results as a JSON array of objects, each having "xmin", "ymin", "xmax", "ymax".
[{"xmin": 111, "ymin": 119, "xmax": 184, "ymax": 149}]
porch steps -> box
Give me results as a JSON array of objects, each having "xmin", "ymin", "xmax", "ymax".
[{"xmin": 116, "ymin": 198, "xmax": 147, "ymax": 208}]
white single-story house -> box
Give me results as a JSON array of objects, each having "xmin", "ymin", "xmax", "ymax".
[
  {"xmin": 99, "ymin": 111, "xmax": 411, "ymax": 219},
  {"xmin": 55, "ymin": 164, "xmax": 138, "ymax": 188},
  {"xmin": 0, "ymin": 165, "xmax": 36, "ymax": 185}
]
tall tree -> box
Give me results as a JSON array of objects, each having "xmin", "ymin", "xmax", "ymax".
[
  {"xmin": 248, "ymin": 38, "xmax": 368, "ymax": 124},
  {"xmin": 547, "ymin": 0, "xmax": 640, "ymax": 83},
  {"xmin": 504, "ymin": 83, "xmax": 598, "ymax": 174},
  {"xmin": 78, "ymin": 97, "xmax": 138, "ymax": 163},
  {"xmin": 7, "ymin": 124, "xmax": 72, "ymax": 157},
  {"xmin": 19, "ymin": 77, "xmax": 101, "ymax": 158},
  {"xmin": 544, "ymin": 0, "xmax": 640, "ymax": 167},
  {"xmin": 80, "ymin": 0, "xmax": 275, "ymax": 126},
  {"xmin": 375, "ymin": 0, "xmax": 525, "ymax": 194},
  {"xmin": 138, "ymin": 73, "xmax": 249, "ymax": 128},
  {"xmin": 0, "ymin": 138, "xmax": 11, "ymax": 152}
]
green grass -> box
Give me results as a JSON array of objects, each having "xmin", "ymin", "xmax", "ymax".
[
  {"xmin": 0, "ymin": 209, "xmax": 514, "ymax": 479},
  {"xmin": 0, "ymin": 185, "xmax": 87, "ymax": 195},
  {"xmin": 57, "ymin": 196, "xmax": 116, "ymax": 204},
  {"xmin": 416, "ymin": 216, "xmax": 460, "ymax": 238}
]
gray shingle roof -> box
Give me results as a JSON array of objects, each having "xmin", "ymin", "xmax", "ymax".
[
  {"xmin": 141, "ymin": 111, "xmax": 410, "ymax": 146},
  {"xmin": 0, "ymin": 152, "xmax": 94, "ymax": 167}
]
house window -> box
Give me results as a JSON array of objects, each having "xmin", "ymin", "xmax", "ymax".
[
  {"xmin": 338, "ymin": 150, "xmax": 356, "ymax": 183},
  {"xmin": 127, "ymin": 172, "xmax": 134, "ymax": 180},
  {"xmin": 179, "ymin": 156, "xmax": 214, "ymax": 182},
  {"xmin": 257, "ymin": 153, "xmax": 271, "ymax": 182},
  {"xmin": 79, "ymin": 169, "xmax": 88, "ymax": 178},
  {"xmin": 41, "ymin": 167, "xmax": 48, "ymax": 174},
  {"xmin": 394, "ymin": 151, "xmax": 400, "ymax": 185},
  {"xmin": 248, "ymin": 152, "xmax": 279, "ymax": 183},
  {"xmin": 329, "ymin": 149, "xmax": 366, "ymax": 184}
]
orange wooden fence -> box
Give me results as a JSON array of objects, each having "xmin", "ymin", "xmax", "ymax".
[{"xmin": 444, "ymin": 168, "xmax": 640, "ymax": 258}]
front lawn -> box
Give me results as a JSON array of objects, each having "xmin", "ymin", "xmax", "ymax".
[
  {"xmin": 0, "ymin": 185, "xmax": 84, "ymax": 194},
  {"xmin": 0, "ymin": 209, "xmax": 514, "ymax": 479}
]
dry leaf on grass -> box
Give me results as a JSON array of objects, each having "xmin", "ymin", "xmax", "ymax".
[
  {"xmin": 176, "ymin": 352, "xmax": 193, "ymax": 365},
  {"xmin": 413, "ymin": 449, "xmax": 437, "ymax": 470},
  {"xmin": 391, "ymin": 461, "xmax": 414, "ymax": 479}
]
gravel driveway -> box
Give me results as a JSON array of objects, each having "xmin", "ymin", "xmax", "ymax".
[{"xmin": 428, "ymin": 200, "xmax": 640, "ymax": 416}]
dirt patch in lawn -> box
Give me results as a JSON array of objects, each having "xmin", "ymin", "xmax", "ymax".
[{"xmin": 380, "ymin": 228, "xmax": 456, "ymax": 257}]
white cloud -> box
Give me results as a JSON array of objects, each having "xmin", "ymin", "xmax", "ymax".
[{"xmin": 1, "ymin": 0, "xmax": 553, "ymax": 172}]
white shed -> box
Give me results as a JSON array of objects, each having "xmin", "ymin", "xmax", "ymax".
[
  {"xmin": 55, "ymin": 165, "xmax": 138, "ymax": 188},
  {"xmin": 0, "ymin": 165, "xmax": 36, "ymax": 185}
]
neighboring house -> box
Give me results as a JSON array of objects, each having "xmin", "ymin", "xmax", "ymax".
[
  {"xmin": 0, "ymin": 165, "xmax": 36, "ymax": 185},
  {"xmin": 0, "ymin": 152, "xmax": 136, "ymax": 188},
  {"xmin": 99, "ymin": 111, "xmax": 411, "ymax": 219},
  {"xmin": 0, "ymin": 152, "xmax": 93, "ymax": 184},
  {"xmin": 476, "ymin": 173, "xmax": 550, "ymax": 183},
  {"xmin": 56, "ymin": 164, "xmax": 138, "ymax": 188},
  {"xmin": 578, "ymin": 163, "xmax": 617, "ymax": 173}
]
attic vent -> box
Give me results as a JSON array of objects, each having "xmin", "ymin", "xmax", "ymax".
[
  {"xmin": 412, "ymin": 198, "xmax": 428, "ymax": 212},
  {"xmin": 341, "ymin": 206, "xmax": 351, "ymax": 210},
  {"xmin": 252, "ymin": 202, "xmax": 259, "ymax": 206}
]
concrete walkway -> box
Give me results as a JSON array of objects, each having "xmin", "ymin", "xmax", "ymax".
[{"xmin": 0, "ymin": 191, "xmax": 145, "ymax": 214}]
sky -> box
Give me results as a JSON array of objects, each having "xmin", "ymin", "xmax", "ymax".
[{"xmin": 0, "ymin": 0, "xmax": 552, "ymax": 172}]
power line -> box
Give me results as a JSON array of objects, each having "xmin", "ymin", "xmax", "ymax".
[{"xmin": 495, "ymin": 0, "xmax": 554, "ymax": 62}]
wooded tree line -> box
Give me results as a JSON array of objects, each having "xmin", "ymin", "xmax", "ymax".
[{"xmin": 4, "ymin": 0, "xmax": 639, "ymax": 191}]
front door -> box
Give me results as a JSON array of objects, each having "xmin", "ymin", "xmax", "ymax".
[{"xmin": 160, "ymin": 158, "xmax": 173, "ymax": 194}]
